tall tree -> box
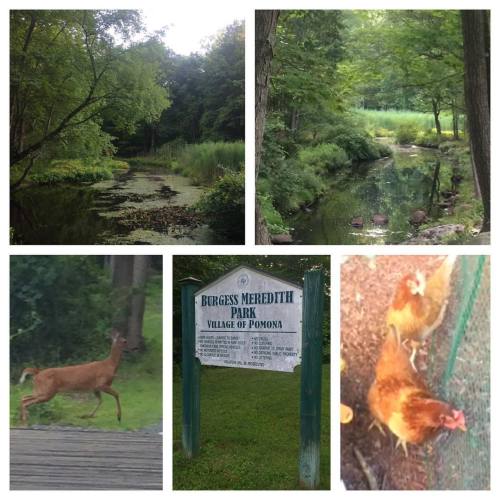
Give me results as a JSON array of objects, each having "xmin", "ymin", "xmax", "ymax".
[
  {"xmin": 461, "ymin": 10, "xmax": 490, "ymax": 232},
  {"xmin": 111, "ymin": 255, "xmax": 151, "ymax": 351},
  {"xmin": 10, "ymin": 10, "xmax": 170, "ymax": 184},
  {"xmin": 255, "ymin": 10, "xmax": 279, "ymax": 244}
]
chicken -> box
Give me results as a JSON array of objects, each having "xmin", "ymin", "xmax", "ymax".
[
  {"xmin": 386, "ymin": 255, "xmax": 457, "ymax": 370},
  {"xmin": 368, "ymin": 325, "xmax": 466, "ymax": 456}
]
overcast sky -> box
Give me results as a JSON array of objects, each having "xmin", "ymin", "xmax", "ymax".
[{"xmin": 140, "ymin": 7, "xmax": 245, "ymax": 55}]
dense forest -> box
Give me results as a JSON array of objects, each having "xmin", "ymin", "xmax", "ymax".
[
  {"xmin": 10, "ymin": 10, "xmax": 244, "ymax": 244},
  {"xmin": 256, "ymin": 10, "xmax": 490, "ymax": 245}
]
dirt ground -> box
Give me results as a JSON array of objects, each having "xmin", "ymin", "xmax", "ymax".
[{"xmin": 340, "ymin": 255, "xmax": 456, "ymax": 490}]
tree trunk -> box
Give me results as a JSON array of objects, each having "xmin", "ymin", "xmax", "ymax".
[
  {"xmin": 127, "ymin": 255, "xmax": 150, "ymax": 351},
  {"xmin": 431, "ymin": 98, "xmax": 442, "ymax": 140},
  {"xmin": 451, "ymin": 99, "xmax": 459, "ymax": 140},
  {"xmin": 461, "ymin": 10, "xmax": 490, "ymax": 232},
  {"xmin": 290, "ymin": 108, "xmax": 300, "ymax": 133},
  {"xmin": 255, "ymin": 10, "xmax": 279, "ymax": 245},
  {"xmin": 111, "ymin": 255, "xmax": 135, "ymax": 337},
  {"xmin": 110, "ymin": 255, "xmax": 150, "ymax": 350}
]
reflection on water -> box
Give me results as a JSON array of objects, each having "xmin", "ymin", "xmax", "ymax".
[
  {"xmin": 10, "ymin": 164, "xmax": 216, "ymax": 245},
  {"xmin": 289, "ymin": 146, "xmax": 447, "ymax": 245}
]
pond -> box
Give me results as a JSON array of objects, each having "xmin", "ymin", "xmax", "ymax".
[
  {"xmin": 288, "ymin": 143, "xmax": 457, "ymax": 245},
  {"xmin": 10, "ymin": 163, "xmax": 218, "ymax": 245}
]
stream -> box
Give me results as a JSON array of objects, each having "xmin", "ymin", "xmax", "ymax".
[
  {"xmin": 289, "ymin": 143, "xmax": 453, "ymax": 245},
  {"xmin": 11, "ymin": 163, "xmax": 218, "ymax": 245}
]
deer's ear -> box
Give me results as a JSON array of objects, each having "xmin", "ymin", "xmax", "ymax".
[{"xmin": 110, "ymin": 329, "xmax": 120, "ymax": 341}]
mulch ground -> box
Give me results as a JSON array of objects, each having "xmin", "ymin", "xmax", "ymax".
[{"xmin": 340, "ymin": 255, "xmax": 451, "ymax": 490}]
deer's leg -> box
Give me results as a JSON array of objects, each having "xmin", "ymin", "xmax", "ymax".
[
  {"xmin": 80, "ymin": 390, "xmax": 102, "ymax": 419},
  {"xmin": 20, "ymin": 394, "xmax": 53, "ymax": 425},
  {"xmin": 99, "ymin": 386, "xmax": 121, "ymax": 422}
]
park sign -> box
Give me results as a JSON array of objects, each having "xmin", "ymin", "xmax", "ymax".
[
  {"xmin": 194, "ymin": 266, "xmax": 302, "ymax": 372},
  {"xmin": 181, "ymin": 265, "xmax": 325, "ymax": 488}
]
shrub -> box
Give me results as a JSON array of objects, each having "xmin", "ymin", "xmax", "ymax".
[
  {"xmin": 196, "ymin": 170, "xmax": 244, "ymax": 243},
  {"xmin": 258, "ymin": 194, "xmax": 290, "ymax": 235},
  {"xmin": 176, "ymin": 141, "xmax": 244, "ymax": 185},
  {"xmin": 27, "ymin": 159, "xmax": 126, "ymax": 184},
  {"xmin": 395, "ymin": 123, "xmax": 419, "ymax": 144},
  {"xmin": 298, "ymin": 143, "xmax": 350, "ymax": 171},
  {"xmin": 415, "ymin": 129, "xmax": 439, "ymax": 148}
]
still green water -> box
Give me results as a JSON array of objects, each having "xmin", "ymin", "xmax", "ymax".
[
  {"xmin": 289, "ymin": 145, "xmax": 452, "ymax": 245},
  {"xmin": 11, "ymin": 164, "xmax": 216, "ymax": 245}
]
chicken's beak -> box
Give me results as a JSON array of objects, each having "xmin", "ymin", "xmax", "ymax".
[{"xmin": 458, "ymin": 421, "xmax": 467, "ymax": 432}]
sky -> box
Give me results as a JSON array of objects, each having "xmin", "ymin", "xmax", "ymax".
[{"xmin": 140, "ymin": 7, "xmax": 245, "ymax": 55}]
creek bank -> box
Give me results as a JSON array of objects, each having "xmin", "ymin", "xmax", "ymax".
[{"xmin": 285, "ymin": 139, "xmax": 478, "ymax": 245}]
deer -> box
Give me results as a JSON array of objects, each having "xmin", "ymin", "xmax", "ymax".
[{"xmin": 19, "ymin": 330, "xmax": 127, "ymax": 425}]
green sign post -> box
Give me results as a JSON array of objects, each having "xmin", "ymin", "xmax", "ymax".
[
  {"xmin": 180, "ymin": 267, "xmax": 325, "ymax": 488},
  {"xmin": 299, "ymin": 269, "xmax": 325, "ymax": 489},
  {"xmin": 180, "ymin": 277, "xmax": 202, "ymax": 458}
]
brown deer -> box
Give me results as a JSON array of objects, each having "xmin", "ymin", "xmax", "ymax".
[{"xmin": 19, "ymin": 330, "xmax": 127, "ymax": 424}]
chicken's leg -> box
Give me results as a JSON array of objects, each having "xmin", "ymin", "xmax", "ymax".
[
  {"xmin": 396, "ymin": 438, "xmax": 409, "ymax": 457},
  {"xmin": 368, "ymin": 419, "xmax": 386, "ymax": 436}
]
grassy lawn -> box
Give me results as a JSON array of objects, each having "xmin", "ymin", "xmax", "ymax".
[
  {"xmin": 173, "ymin": 364, "xmax": 330, "ymax": 490},
  {"xmin": 10, "ymin": 274, "xmax": 162, "ymax": 430}
]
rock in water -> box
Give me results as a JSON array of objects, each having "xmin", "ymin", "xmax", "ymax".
[
  {"xmin": 271, "ymin": 233, "xmax": 293, "ymax": 245},
  {"xmin": 371, "ymin": 214, "xmax": 389, "ymax": 225},
  {"xmin": 404, "ymin": 224, "xmax": 465, "ymax": 244},
  {"xmin": 409, "ymin": 210, "xmax": 427, "ymax": 225},
  {"xmin": 351, "ymin": 216, "xmax": 364, "ymax": 228}
]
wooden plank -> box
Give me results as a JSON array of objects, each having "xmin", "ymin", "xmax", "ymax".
[{"xmin": 10, "ymin": 428, "xmax": 162, "ymax": 490}]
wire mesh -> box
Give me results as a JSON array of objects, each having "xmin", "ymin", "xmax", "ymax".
[{"xmin": 426, "ymin": 255, "xmax": 490, "ymax": 490}]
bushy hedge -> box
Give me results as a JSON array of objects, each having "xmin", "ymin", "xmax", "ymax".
[
  {"xmin": 395, "ymin": 123, "xmax": 419, "ymax": 144},
  {"xmin": 196, "ymin": 170, "xmax": 244, "ymax": 243},
  {"xmin": 298, "ymin": 143, "xmax": 350, "ymax": 171}
]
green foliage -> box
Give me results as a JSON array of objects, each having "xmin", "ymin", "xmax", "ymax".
[
  {"xmin": 10, "ymin": 10, "xmax": 170, "ymax": 174},
  {"xmin": 298, "ymin": 143, "xmax": 350, "ymax": 171},
  {"xmin": 133, "ymin": 21, "xmax": 245, "ymax": 152},
  {"xmin": 196, "ymin": 170, "xmax": 245, "ymax": 243},
  {"xmin": 12, "ymin": 159, "xmax": 128, "ymax": 185},
  {"xmin": 173, "ymin": 365, "xmax": 330, "ymax": 489},
  {"xmin": 395, "ymin": 122, "xmax": 419, "ymax": 144},
  {"xmin": 11, "ymin": 273, "xmax": 163, "ymax": 429},
  {"xmin": 175, "ymin": 141, "xmax": 244, "ymax": 185},
  {"xmin": 259, "ymin": 159, "xmax": 325, "ymax": 213},
  {"xmin": 258, "ymin": 194, "xmax": 290, "ymax": 235},
  {"xmin": 10, "ymin": 256, "xmax": 113, "ymax": 369},
  {"xmin": 357, "ymin": 109, "xmax": 456, "ymax": 133}
]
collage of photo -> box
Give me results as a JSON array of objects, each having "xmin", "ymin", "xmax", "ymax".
[{"xmin": 6, "ymin": 2, "xmax": 492, "ymax": 495}]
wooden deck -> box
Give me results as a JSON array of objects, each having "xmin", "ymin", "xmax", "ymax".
[{"xmin": 10, "ymin": 428, "xmax": 162, "ymax": 490}]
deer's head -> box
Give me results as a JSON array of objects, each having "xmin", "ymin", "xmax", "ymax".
[{"xmin": 110, "ymin": 329, "xmax": 128, "ymax": 349}]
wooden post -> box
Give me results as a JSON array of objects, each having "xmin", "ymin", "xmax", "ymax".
[
  {"xmin": 299, "ymin": 268, "xmax": 325, "ymax": 489},
  {"xmin": 180, "ymin": 277, "xmax": 202, "ymax": 458}
]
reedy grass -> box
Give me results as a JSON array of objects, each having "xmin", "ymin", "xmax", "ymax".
[
  {"xmin": 174, "ymin": 141, "xmax": 244, "ymax": 185},
  {"xmin": 355, "ymin": 109, "xmax": 460, "ymax": 135}
]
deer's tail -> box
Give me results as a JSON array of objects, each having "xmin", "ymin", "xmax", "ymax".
[{"xmin": 19, "ymin": 367, "xmax": 40, "ymax": 384}]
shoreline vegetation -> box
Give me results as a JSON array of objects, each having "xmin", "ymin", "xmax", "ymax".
[
  {"xmin": 10, "ymin": 11, "xmax": 245, "ymax": 244},
  {"xmin": 255, "ymin": 10, "xmax": 490, "ymax": 245}
]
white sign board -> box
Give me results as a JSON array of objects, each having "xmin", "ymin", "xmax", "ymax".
[{"xmin": 195, "ymin": 266, "xmax": 303, "ymax": 372}]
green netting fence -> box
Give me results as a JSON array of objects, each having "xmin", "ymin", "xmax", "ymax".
[{"xmin": 426, "ymin": 255, "xmax": 490, "ymax": 490}]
